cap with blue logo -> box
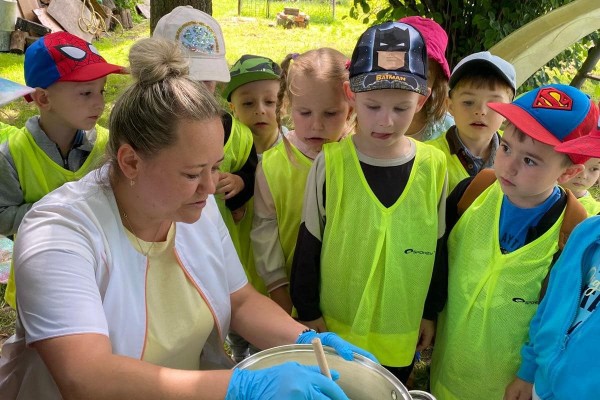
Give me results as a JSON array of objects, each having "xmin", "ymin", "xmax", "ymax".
[
  {"xmin": 488, "ymin": 84, "xmax": 598, "ymax": 163},
  {"xmin": 153, "ymin": 6, "xmax": 229, "ymax": 82},
  {"xmin": 348, "ymin": 21, "xmax": 428, "ymax": 95}
]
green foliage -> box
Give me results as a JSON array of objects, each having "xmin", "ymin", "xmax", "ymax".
[
  {"xmin": 112, "ymin": 0, "xmax": 138, "ymax": 12},
  {"xmin": 348, "ymin": 0, "xmax": 598, "ymax": 94}
]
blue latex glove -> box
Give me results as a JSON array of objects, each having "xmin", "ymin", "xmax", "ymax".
[
  {"xmin": 225, "ymin": 361, "xmax": 349, "ymax": 400},
  {"xmin": 296, "ymin": 330, "xmax": 379, "ymax": 363}
]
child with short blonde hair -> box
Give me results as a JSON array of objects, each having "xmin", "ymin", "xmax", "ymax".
[
  {"xmin": 221, "ymin": 54, "xmax": 283, "ymax": 362},
  {"xmin": 251, "ymin": 47, "xmax": 354, "ymax": 315}
]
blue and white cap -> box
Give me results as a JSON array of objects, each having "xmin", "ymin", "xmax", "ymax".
[{"xmin": 153, "ymin": 6, "xmax": 229, "ymax": 82}]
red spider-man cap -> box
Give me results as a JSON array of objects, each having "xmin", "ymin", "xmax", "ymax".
[{"xmin": 24, "ymin": 32, "xmax": 125, "ymax": 96}]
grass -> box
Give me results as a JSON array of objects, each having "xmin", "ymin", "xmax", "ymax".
[{"xmin": 0, "ymin": 0, "xmax": 367, "ymax": 128}]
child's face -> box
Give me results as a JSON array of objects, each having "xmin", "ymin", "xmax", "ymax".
[
  {"xmin": 494, "ymin": 124, "xmax": 581, "ymax": 208},
  {"xmin": 230, "ymin": 80, "xmax": 279, "ymax": 139},
  {"xmin": 290, "ymin": 75, "xmax": 351, "ymax": 154},
  {"xmin": 347, "ymin": 86, "xmax": 427, "ymax": 157},
  {"xmin": 43, "ymin": 77, "xmax": 107, "ymax": 131},
  {"xmin": 449, "ymin": 83, "xmax": 510, "ymax": 144},
  {"xmin": 563, "ymin": 158, "xmax": 600, "ymax": 197}
]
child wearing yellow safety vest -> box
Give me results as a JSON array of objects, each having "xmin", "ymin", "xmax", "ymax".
[
  {"xmin": 290, "ymin": 21, "xmax": 448, "ymax": 384},
  {"xmin": 251, "ymin": 48, "xmax": 354, "ymax": 317},
  {"xmin": 428, "ymin": 51, "xmax": 515, "ymax": 193},
  {"xmin": 505, "ymin": 117, "xmax": 600, "ymax": 400},
  {"xmin": 220, "ymin": 54, "xmax": 285, "ymax": 362},
  {"xmin": 0, "ymin": 32, "xmax": 125, "ymax": 308},
  {"xmin": 430, "ymin": 84, "xmax": 599, "ymax": 400},
  {"xmin": 561, "ymin": 156, "xmax": 600, "ymax": 216}
]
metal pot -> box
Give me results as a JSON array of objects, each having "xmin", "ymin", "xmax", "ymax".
[{"xmin": 235, "ymin": 344, "xmax": 436, "ymax": 400}]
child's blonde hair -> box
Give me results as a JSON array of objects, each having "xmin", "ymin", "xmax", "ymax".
[
  {"xmin": 275, "ymin": 48, "xmax": 353, "ymax": 163},
  {"xmin": 276, "ymin": 48, "xmax": 350, "ymax": 130}
]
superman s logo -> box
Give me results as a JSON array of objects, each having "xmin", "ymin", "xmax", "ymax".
[{"xmin": 533, "ymin": 88, "xmax": 573, "ymax": 111}]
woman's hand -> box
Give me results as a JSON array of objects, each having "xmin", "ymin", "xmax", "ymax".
[
  {"xmin": 226, "ymin": 362, "xmax": 349, "ymax": 400},
  {"xmin": 296, "ymin": 330, "xmax": 378, "ymax": 363}
]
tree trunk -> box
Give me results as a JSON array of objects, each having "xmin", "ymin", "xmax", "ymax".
[
  {"xmin": 150, "ymin": 0, "xmax": 212, "ymax": 34},
  {"xmin": 571, "ymin": 41, "xmax": 600, "ymax": 89}
]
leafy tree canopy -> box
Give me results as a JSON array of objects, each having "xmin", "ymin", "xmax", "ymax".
[{"xmin": 349, "ymin": 0, "xmax": 598, "ymax": 92}]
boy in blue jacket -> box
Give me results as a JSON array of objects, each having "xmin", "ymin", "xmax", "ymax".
[{"xmin": 505, "ymin": 119, "xmax": 600, "ymax": 400}]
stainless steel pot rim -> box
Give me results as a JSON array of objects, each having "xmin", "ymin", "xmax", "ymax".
[{"xmin": 235, "ymin": 344, "xmax": 436, "ymax": 400}]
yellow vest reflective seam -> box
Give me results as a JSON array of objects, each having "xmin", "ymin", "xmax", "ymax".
[
  {"xmin": 430, "ymin": 182, "xmax": 563, "ymax": 400},
  {"xmin": 429, "ymin": 135, "xmax": 469, "ymax": 193},
  {"xmin": 262, "ymin": 140, "xmax": 313, "ymax": 278},
  {"xmin": 321, "ymin": 137, "xmax": 446, "ymax": 366}
]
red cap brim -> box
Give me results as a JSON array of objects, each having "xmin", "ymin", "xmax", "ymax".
[
  {"xmin": 59, "ymin": 62, "xmax": 127, "ymax": 82},
  {"xmin": 555, "ymin": 130, "xmax": 600, "ymax": 161},
  {"xmin": 488, "ymin": 102, "xmax": 562, "ymax": 146}
]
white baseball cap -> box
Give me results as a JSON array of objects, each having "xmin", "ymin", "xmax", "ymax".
[
  {"xmin": 153, "ymin": 6, "xmax": 230, "ymax": 82},
  {"xmin": 449, "ymin": 51, "xmax": 516, "ymax": 95}
]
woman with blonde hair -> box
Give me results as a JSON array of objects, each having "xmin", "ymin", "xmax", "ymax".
[{"xmin": 0, "ymin": 37, "xmax": 373, "ymax": 400}]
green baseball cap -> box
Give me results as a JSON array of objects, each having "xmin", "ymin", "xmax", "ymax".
[{"xmin": 222, "ymin": 54, "xmax": 281, "ymax": 101}]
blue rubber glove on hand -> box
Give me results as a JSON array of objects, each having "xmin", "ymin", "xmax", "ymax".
[
  {"xmin": 225, "ymin": 361, "xmax": 348, "ymax": 400},
  {"xmin": 296, "ymin": 331, "xmax": 379, "ymax": 363}
]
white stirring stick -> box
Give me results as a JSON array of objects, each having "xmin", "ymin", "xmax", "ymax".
[{"xmin": 311, "ymin": 337, "xmax": 332, "ymax": 379}]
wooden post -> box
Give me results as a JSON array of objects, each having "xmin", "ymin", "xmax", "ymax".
[
  {"xmin": 113, "ymin": 14, "xmax": 123, "ymax": 31},
  {"xmin": 9, "ymin": 29, "xmax": 27, "ymax": 53},
  {"xmin": 101, "ymin": 5, "xmax": 112, "ymax": 31},
  {"xmin": 120, "ymin": 9, "xmax": 132, "ymax": 29}
]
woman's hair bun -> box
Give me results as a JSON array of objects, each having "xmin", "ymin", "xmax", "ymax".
[{"xmin": 128, "ymin": 37, "xmax": 190, "ymax": 85}]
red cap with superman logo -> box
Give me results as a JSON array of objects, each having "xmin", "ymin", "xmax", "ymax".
[{"xmin": 488, "ymin": 84, "xmax": 598, "ymax": 162}]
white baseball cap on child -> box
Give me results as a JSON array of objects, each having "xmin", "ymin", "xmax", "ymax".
[
  {"xmin": 153, "ymin": 6, "xmax": 230, "ymax": 82},
  {"xmin": 449, "ymin": 51, "xmax": 516, "ymax": 94}
]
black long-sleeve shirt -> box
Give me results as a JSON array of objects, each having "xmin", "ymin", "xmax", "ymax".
[{"xmin": 221, "ymin": 113, "xmax": 257, "ymax": 211}]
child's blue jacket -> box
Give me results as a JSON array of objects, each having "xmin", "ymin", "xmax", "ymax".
[{"xmin": 518, "ymin": 216, "xmax": 600, "ymax": 399}]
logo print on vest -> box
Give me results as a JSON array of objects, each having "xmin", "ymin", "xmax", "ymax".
[{"xmin": 533, "ymin": 88, "xmax": 573, "ymax": 111}]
